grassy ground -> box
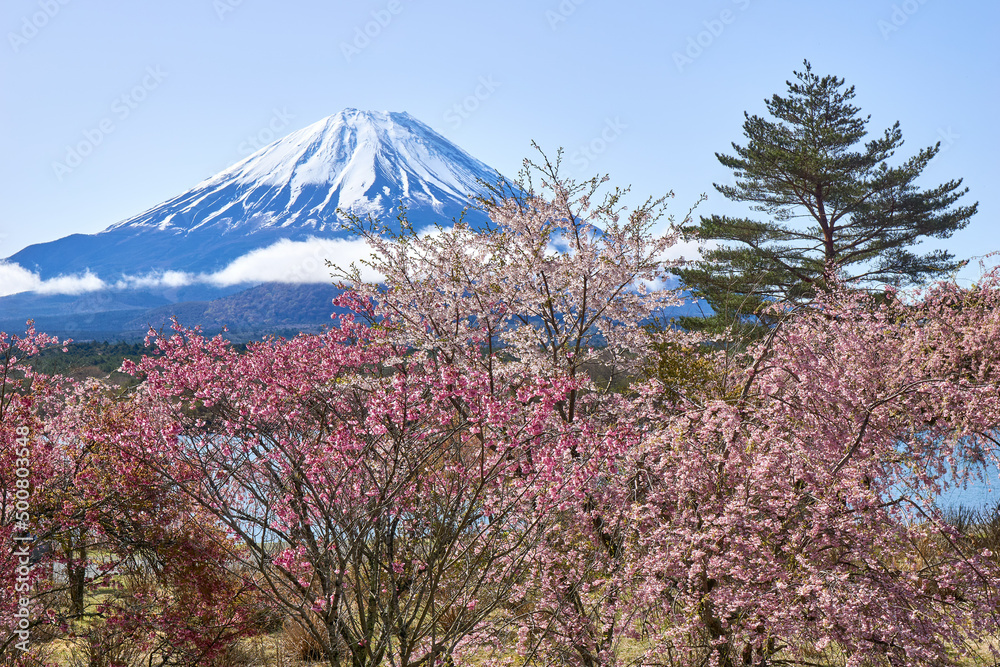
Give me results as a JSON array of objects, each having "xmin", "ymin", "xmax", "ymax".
[
  {"xmin": 21, "ymin": 546, "xmax": 1000, "ymax": 666},
  {"xmin": 25, "ymin": 631, "xmax": 1000, "ymax": 667}
]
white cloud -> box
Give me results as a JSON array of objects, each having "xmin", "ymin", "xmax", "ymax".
[
  {"xmin": 0, "ymin": 237, "xmax": 387, "ymax": 297},
  {"xmin": 0, "ymin": 262, "xmax": 107, "ymax": 297},
  {"xmin": 657, "ymin": 236, "xmax": 707, "ymax": 263},
  {"xmin": 203, "ymin": 236, "xmax": 383, "ymax": 285},
  {"xmin": 114, "ymin": 270, "xmax": 194, "ymax": 289},
  {"xmin": 0, "ymin": 229, "xmax": 698, "ymax": 299}
]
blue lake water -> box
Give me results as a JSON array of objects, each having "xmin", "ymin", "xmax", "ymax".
[{"xmin": 934, "ymin": 463, "xmax": 1000, "ymax": 512}]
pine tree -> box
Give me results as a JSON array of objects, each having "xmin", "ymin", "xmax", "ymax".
[{"xmin": 677, "ymin": 60, "xmax": 977, "ymax": 331}]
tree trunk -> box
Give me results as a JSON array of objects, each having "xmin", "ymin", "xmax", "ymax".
[{"xmin": 68, "ymin": 539, "xmax": 87, "ymax": 617}]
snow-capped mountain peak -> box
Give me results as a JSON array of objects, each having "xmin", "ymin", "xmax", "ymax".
[
  {"xmin": 9, "ymin": 109, "xmax": 501, "ymax": 281},
  {"xmin": 105, "ymin": 109, "xmax": 498, "ymax": 238}
]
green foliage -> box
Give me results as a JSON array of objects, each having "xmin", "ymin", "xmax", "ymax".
[
  {"xmin": 26, "ymin": 341, "xmax": 148, "ymax": 379},
  {"xmin": 678, "ymin": 60, "xmax": 977, "ymax": 334},
  {"xmin": 640, "ymin": 325, "xmax": 732, "ymax": 405}
]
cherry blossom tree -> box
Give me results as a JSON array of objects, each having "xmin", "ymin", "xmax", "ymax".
[
  {"xmin": 40, "ymin": 380, "xmax": 262, "ymax": 665},
  {"xmin": 619, "ymin": 276, "xmax": 1000, "ymax": 667},
  {"xmin": 332, "ymin": 147, "xmax": 695, "ymax": 413},
  {"xmin": 331, "ymin": 151, "xmax": 698, "ymax": 665},
  {"xmin": 118, "ymin": 317, "xmax": 612, "ymax": 667},
  {"xmin": 0, "ymin": 324, "xmax": 66, "ymax": 662},
  {"xmin": 0, "ymin": 327, "xmax": 259, "ymax": 664}
]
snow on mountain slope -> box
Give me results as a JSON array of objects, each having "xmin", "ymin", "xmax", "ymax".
[
  {"xmin": 103, "ymin": 109, "xmax": 498, "ymax": 237},
  {"xmin": 7, "ymin": 109, "xmax": 500, "ymax": 282}
]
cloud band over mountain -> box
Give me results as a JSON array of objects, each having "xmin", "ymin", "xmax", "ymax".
[{"xmin": 0, "ymin": 236, "xmax": 384, "ymax": 297}]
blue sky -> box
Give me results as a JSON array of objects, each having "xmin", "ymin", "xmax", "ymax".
[{"xmin": 2, "ymin": 0, "xmax": 998, "ymax": 284}]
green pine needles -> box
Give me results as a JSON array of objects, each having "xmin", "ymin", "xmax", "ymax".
[{"xmin": 678, "ymin": 60, "xmax": 977, "ymax": 333}]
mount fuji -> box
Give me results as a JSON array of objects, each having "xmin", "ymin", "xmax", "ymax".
[
  {"xmin": 7, "ymin": 109, "xmax": 500, "ymax": 283},
  {"xmin": 0, "ymin": 109, "xmax": 507, "ymax": 337}
]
